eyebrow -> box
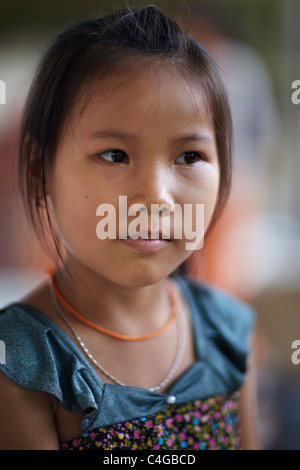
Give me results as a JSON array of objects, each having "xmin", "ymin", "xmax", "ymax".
[
  {"xmin": 174, "ymin": 133, "xmax": 213, "ymax": 144},
  {"xmin": 88, "ymin": 130, "xmax": 135, "ymax": 141},
  {"xmin": 88, "ymin": 130, "xmax": 213, "ymax": 144}
]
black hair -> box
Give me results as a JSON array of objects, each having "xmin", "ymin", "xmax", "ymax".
[{"xmin": 19, "ymin": 5, "xmax": 232, "ymax": 270}]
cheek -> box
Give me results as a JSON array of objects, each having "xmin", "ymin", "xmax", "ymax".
[
  {"xmin": 47, "ymin": 170, "xmax": 98, "ymax": 250},
  {"xmin": 204, "ymin": 173, "xmax": 220, "ymax": 230},
  {"xmin": 49, "ymin": 197, "xmax": 92, "ymax": 254},
  {"xmin": 184, "ymin": 166, "xmax": 220, "ymax": 227},
  {"xmin": 203, "ymin": 170, "xmax": 220, "ymax": 211},
  {"xmin": 47, "ymin": 171, "xmax": 124, "ymax": 263}
]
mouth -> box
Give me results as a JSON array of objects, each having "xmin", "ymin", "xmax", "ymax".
[
  {"xmin": 119, "ymin": 232, "xmax": 172, "ymax": 252},
  {"xmin": 138, "ymin": 230, "xmax": 171, "ymax": 241}
]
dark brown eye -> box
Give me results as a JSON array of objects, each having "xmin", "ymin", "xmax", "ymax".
[
  {"xmin": 98, "ymin": 150, "xmax": 129, "ymax": 163},
  {"xmin": 176, "ymin": 152, "xmax": 202, "ymax": 164}
]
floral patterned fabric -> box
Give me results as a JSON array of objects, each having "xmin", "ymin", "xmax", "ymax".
[{"xmin": 60, "ymin": 392, "xmax": 241, "ymax": 450}]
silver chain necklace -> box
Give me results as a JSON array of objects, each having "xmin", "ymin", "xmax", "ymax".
[{"xmin": 48, "ymin": 282, "xmax": 186, "ymax": 392}]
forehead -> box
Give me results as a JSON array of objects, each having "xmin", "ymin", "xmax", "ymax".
[{"xmin": 68, "ymin": 64, "xmax": 214, "ymax": 140}]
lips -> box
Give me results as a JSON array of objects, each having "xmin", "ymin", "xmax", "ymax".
[
  {"xmin": 133, "ymin": 230, "xmax": 171, "ymax": 240},
  {"xmin": 119, "ymin": 233, "xmax": 171, "ymax": 252}
]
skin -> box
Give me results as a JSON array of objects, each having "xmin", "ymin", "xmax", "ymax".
[{"xmin": 0, "ymin": 65, "xmax": 259, "ymax": 449}]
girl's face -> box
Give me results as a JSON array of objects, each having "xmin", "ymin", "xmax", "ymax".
[{"xmin": 47, "ymin": 66, "xmax": 220, "ymax": 287}]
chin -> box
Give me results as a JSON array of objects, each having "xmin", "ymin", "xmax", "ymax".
[{"xmin": 110, "ymin": 264, "xmax": 178, "ymax": 288}]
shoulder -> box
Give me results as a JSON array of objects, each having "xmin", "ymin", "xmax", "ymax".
[
  {"xmin": 0, "ymin": 301, "xmax": 52, "ymax": 336},
  {"xmin": 174, "ymin": 274, "xmax": 256, "ymax": 331},
  {"xmin": 0, "ymin": 302, "xmax": 61, "ymax": 369},
  {"xmin": 173, "ymin": 275, "xmax": 256, "ymax": 374},
  {"xmin": 0, "ymin": 303, "xmax": 52, "ymax": 370},
  {"xmin": 0, "ymin": 303, "xmax": 101, "ymax": 417},
  {"xmin": 0, "ymin": 303, "xmax": 63, "ymax": 389}
]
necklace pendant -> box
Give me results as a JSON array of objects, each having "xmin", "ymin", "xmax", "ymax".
[{"xmin": 166, "ymin": 395, "xmax": 176, "ymax": 404}]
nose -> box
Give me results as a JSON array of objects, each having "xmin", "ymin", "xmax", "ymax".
[{"xmin": 127, "ymin": 159, "xmax": 175, "ymax": 212}]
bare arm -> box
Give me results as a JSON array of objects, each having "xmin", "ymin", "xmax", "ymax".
[
  {"xmin": 238, "ymin": 333, "xmax": 261, "ymax": 450},
  {"xmin": 0, "ymin": 371, "xmax": 59, "ymax": 450}
]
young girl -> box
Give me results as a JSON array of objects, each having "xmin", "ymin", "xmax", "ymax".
[{"xmin": 0, "ymin": 6, "xmax": 258, "ymax": 450}]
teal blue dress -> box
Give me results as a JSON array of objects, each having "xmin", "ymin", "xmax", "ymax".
[{"xmin": 0, "ymin": 275, "xmax": 255, "ymax": 450}]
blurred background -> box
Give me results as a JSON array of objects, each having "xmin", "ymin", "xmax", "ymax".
[{"xmin": 0, "ymin": 0, "xmax": 299, "ymax": 449}]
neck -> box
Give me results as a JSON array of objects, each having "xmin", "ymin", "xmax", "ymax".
[{"xmin": 52, "ymin": 260, "xmax": 172, "ymax": 337}]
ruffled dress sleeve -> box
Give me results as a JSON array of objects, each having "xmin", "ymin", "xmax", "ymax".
[{"xmin": 0, "ymin": 303, "xmax": 102, "ymax": 429}]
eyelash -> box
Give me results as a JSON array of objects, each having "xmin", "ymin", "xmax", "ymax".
[
  {"xmin": 97, "ymin": 149, "xmax": 204, "ymax": 165},
  {"xmin": 98, "ymin": 150, "xmax": 129, "ymax": 163}
]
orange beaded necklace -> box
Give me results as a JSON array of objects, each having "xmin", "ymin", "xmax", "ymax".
[{"xmin": 49, "ymin": 275, "xmax": 179, "ymax": 342}]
